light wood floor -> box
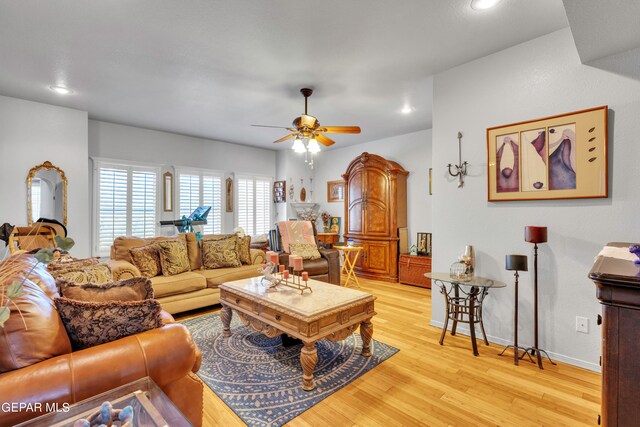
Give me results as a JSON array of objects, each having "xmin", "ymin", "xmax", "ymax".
[{"xmin": 177, "ymin": 276, "xmax": 601, "ymax": 427}]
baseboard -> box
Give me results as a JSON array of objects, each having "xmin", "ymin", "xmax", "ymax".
[{"xmin": 429, "ymin": 320, "xmax": 601, "ymax": 373}]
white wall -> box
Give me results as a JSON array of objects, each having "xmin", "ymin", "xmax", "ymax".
[
  {"xmin": 88, "ymin": 120, "xmax": 277, "ymax": 237},
  {"xmin": 310, "ymin": 129, "xmax": 433, "ymax": 247},
  {"xmin": 0, "ymin": 95, "xmax": 90, "ymax": 257},
  {"xmin": 432, "ymin": 28, "xmax": 640, "ymax": 371}
]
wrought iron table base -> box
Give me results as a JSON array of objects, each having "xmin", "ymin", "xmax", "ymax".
[
  {"xmin": 499, "ymin": 345, "xmax": 534, "ymax": 365},
  {"xmin": 436, "ymin": 280, "xmax": 491, "ymax": 356},
  {"xmin": 520, "ymin": 347, "xmax": 557, "ymax": 368}
]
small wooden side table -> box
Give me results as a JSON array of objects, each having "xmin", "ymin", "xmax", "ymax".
[
  {"xmin": 316, "ymin": 232, "xmax": 339, "ymax": 248},
  {"xmin": 333, "ymin": 245, "xmax": 363, "ymax": 288}
]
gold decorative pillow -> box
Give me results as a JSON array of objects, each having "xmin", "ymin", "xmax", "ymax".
[
  {"xmin": 58, "ymin": 277, "xmax": 154, "ymax": 302},
  {"xmin": 201, "ymin": 236, "xmax": 242, "ymax": 269},
  {"xmin": 47, "ymin": 257, "xmax": 100, "ymax": 272},
  {"xmin": 129, "ymin": 244, "xmax": 162, "ymax": 277},
  {"xmin": 50, "ymin": 263, "xmax": 112, "ymax": 284},
  {"xmin": 237, "ymin": 235, "xmax": 252, "ymax": 265},
  {"xmin": 156, "ymin": 239, "xmax": 191, "ymax": 276},
  {"xmin": 54, "ymin": 297, "xmax": 163, "ymax": 350},
  {"xmin": 290, "ymin": 242, "xmax": 322, "ymax": 260}
]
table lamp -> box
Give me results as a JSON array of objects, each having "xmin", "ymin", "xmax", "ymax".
[
  {"xmin": 499, "ymin": 254, "xmax": 529, "ymax": 366},
  {"xmin": 523, "ymin": 225, "xmax": 555, "ymax": 369}
]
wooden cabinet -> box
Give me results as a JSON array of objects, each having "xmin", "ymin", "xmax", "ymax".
[
  {"xmin": 589, "ymin": 242, "xmax": 640, "ymax": 427},
  {"xmin": 343, "ymin": 153, "xmax": 408, "ymax": 282},
  {"xmin": 316, "ymin": 233, "xmax": 339, "ymax": 248},
  {"xmin": 398, "ymin": 255, "xmax": 432, "ymax": 288}
]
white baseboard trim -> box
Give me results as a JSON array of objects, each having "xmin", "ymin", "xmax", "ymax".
[{"xmin": 429, "ymin": 320, "xmax": 601, "ymax": 372}]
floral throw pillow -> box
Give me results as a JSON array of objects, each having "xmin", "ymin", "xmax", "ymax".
[
  {"xmin": 237, "ymin": 235, "xmax": 251, "ymax": 265},
  {"xmin": 129, "ymin": 244, "xmax": 162, "ymax": 277},
  {"xmin": 54, "ymin": 297, "xmax": 163, "ymax": 350},
  {"xmin": 156, "ymin": 240, "xmax": 191, "ymax": 276},
  {"xmin": 201, "ymin": 236, "xmax": 242, "ymax": 269},
  {"xmin": 58, "ymin": 277, "xmax": 154, "ymax": 302},
  {"xmin": 50, "ymin": 263, "xmax": 112, "ymax": 285},
  {"xmin": 290, "ymin": 242, "xmax": 322, "ymax": 260}
]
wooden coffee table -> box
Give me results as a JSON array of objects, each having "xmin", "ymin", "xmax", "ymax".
[{"xmin": 219, "ymin": 276, "xmax": 376, "ymax": 391}]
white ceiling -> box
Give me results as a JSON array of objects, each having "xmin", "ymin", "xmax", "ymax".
[{"xmin": 0, "ymin": 0, "xmax": 568, "ymax": 150}]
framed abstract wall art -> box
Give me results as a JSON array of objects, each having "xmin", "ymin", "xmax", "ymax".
[{"xmin": 487, "ymin": 106, "xmax": 608, "ymax": 201}]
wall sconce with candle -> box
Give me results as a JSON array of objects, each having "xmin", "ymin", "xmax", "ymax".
[{"xmin": 447, "ymin": 131, "xmax": 468, "ymax": 188}]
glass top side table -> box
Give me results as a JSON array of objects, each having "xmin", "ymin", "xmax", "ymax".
[
  {"xmin": 425, "ymin": 273, "xmax": 506, "ymax": 356},
  {"xmin": 16, "ymin": 377, "xmax": 192, "ymax": 427}
]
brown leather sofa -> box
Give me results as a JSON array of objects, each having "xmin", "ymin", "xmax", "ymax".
[
  {"xmin": 276, "ymin": 222, "xmax": 340, "ymax": 285},
  {"xmin": 0, "ymin": 259, "xmax": 203, "ymax": 426},
  {"xmin": 109, "ymin": 232, "xmax": 266, "ymax": 314}
]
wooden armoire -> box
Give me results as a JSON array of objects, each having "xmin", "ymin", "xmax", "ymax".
[{"xmin": 342, "ymin": 153, "xmax": 408, "ymax": 282}]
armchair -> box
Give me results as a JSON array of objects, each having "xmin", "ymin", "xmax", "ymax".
[{"xmin": 276, "ymin": 221, "xmax": 340, "ymax": 285}]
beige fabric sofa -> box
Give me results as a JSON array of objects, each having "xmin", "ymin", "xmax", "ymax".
[{"xmin": 108, "ymin": 233, "xmax": 266, "ymax": 314}]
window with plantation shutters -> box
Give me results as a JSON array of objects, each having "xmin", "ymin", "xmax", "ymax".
[
  {"xmin": 94, "ymin": 162, "xmax": 159, "ymax": 257},
  {"xmin": 177, "ymin": 170, "xmax": 223, "ymax": 235},
  {"xmin": 237, "ymin": 176, "xmax": 272, "ymax": 236}
]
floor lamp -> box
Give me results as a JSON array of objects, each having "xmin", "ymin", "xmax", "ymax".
[
  {"xmin": 523, "ymin": 225, "xmax": 556, "ymax": 369},
  {"xmin": 499, "ymin": 254, "xmax": 531, "ymax": 366}
]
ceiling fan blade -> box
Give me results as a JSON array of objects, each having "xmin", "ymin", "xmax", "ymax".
[
  {"xmin": 316, "ymin": 133, "xmax": 335, "ymax": 146},
  {"xmin": 317, "ymin": 126, "xmax": 361, "ymax": 134},
  {"xmin": 273, "ymin": 134, "xmax": 295, "ymax": 143},
  {"xmin": 252, "ymin": 124, "xmax": 290, "ymax": 129}
]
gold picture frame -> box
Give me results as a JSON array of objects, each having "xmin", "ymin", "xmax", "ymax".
[
  {"xmin": 163, "ymin": 171, "xmax": 173, "ymax": 212},
  {"xmin": 487, "ymin": 105, "xmax": 608, "ymax": 201},
  {"xmin": 226, "ymin": 177, "xmax": 233, "ymax": 212},
  {"xmin": 327, "ymin": 180, "xmax": 344, "ymax": 202}
]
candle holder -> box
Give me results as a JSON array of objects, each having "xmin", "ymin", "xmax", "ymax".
[
  {"xmin": 447, "ymin": 131, "xmax": 468, "ymax": 188},
  {"xmin": 258, "ymin": 261, "xmax": 312, "ymax": 294}
]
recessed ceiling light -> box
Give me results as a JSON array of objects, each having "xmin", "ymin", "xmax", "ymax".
[
  {"xmin": 49, "ymin": 85, "xmax": 73, "ymax": 95},
  {"xmin": 470, "ymin": 0, "xmax": 502, "ymax": 10},
  {"xmin": 401, "ymin": 106, "xmax": 414, "ymax": 114}
]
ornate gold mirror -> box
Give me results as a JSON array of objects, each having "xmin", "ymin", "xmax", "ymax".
[{"xmin": 27, "ymin": 161, "xmax": 67, "ymax": 226}]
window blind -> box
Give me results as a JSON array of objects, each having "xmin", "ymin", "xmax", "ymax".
[
  {"xmin": 237, "ymin": 176, "xmax": 271, "ymax": 236},
  {"xmin": 95, "ymin": 163, "xmax": 158, "ymax": 257},
  {"xmin": 178, "ymin": 171, "xmax": 222, "ymax": 234}
]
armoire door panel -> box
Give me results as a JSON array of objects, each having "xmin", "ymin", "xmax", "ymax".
[
  {"xmin": 347, "ymin": 170, "xmax": 364, "ymax": 234},
  {"xmin": 365, "ymin": 200, "xmax": 389, "ymax": 235},
  {"xmin": 366, "ymin": 241, "xmax": 389, "ymax": 274},
  {"xmin": 364, "ymin": 169, "xmax": 390, "ymax": 235}
]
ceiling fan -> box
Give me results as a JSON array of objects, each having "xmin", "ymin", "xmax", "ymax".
[{"xmin": 252, "ymin": 88, "xmax": 361, "ymax": 149}]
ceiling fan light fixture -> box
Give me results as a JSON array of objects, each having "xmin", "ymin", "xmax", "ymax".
[
  {"xmin": 470, "ymin": 0, "xmax": 502, "ymax": 10},
  {"xmin": 292, "ymin": 137, "xmax": 307, "ymax": 153},
  {"xmin": 308, "ymin": 138, "xmax": 321, "ymax": 154}
]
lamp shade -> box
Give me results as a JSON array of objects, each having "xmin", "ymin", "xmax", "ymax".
[
  {"xmin": 525, "ymin": 226, "xmax": 547, "ymax": 244},
  {"xmin": 505, "ymin": 254, "xmax": 528, "ymax": 272}
]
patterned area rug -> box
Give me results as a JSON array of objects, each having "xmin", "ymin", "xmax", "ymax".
[{"xmin": 181, "ymin": 312, "xmax": 398, "ymax": 427}]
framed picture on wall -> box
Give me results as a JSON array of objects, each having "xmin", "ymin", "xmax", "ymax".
[
  {"xmin": 327, "ymin": 180, "xmax": 345, "ymax": 202},
  {"xmin": 273, "ymin": 180, "xmax": 286, "ymax": 203},
  {"xmin": 417, "ymin": 232, "xmax": 431, "ymax": 256},
  {"xmin": 163, "ymin": 171, "xmax": 173, "ymax": 212},
  {"xmin": 487, "ymin": 105, "xmax": 608, "ymax": 201},
  {"xmin": 429, "ymin": 168, "xmax": 433, "ymax": 195}
]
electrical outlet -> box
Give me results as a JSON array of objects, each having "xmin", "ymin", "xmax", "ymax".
[{"xmin": 576, "ymin": 316, "xmax": 589, "ymax": 334}]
